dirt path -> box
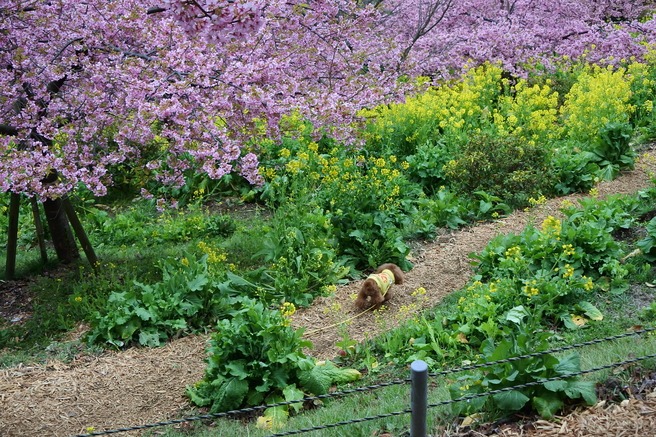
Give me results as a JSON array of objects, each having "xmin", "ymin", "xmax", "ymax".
[{"xmin": 1, "ymin": 150, "xmax": 655, "ymax": 436}]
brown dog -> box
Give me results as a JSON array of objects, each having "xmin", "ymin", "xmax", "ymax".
[{"xmin": 355, "ymin": 263, "xmax": 404, "ymax": 310}]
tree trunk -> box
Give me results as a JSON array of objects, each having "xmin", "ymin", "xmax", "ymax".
[
  {"xmin": 5, "ymin": 193, "xmax": 21, "ymax": 279},
  {"xmin": 43, "ymin": 197, "xmax": 79, "ymax": 264}
]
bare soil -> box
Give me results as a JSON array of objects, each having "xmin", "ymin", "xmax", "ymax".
[{"xmin": 1, "ymin": 149, "xmax": 656, "ymax": 436}]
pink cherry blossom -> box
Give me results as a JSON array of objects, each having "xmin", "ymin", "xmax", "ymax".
[{"xmin": 1, "ymin": 0, "xmax": 654, "ymax": 199}]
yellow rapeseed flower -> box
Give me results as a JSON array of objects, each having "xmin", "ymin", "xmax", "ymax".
[
  {"xmin": 562, "ymin": 244, "xmax": 576, "ymax": 257},
  {"xmin": 541, "ymin": 216, "xmax": 561, "ymax": 236},
  {"xmin": 281, "ymin": 302, "xmax": 296, "ymax": 318},
  {"xmin": 563, "ymin": 264, "xmax": 575, "ymax": 279}
]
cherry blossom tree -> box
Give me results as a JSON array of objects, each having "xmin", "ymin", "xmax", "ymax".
[
  {"xmin": 1, "ymin": 0, "xmax": 654, "ymax": 265},
  {"xmin": 398, "ymin": 0, "xmax": 656, "ymax": 77},
  {"xmin": 0, "ymin": 0, "xmax": 416, "ymax": 263},
  {"xmin": 0, "ymin": 1, "xmax": 409, "ymax": 201},
  {"xmin": 3, "ymin": 0, "xmax": 653, "ymax": 201}
]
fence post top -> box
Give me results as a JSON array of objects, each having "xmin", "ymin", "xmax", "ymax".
[{"xmin": 410, "ymin": 360, "xmax": 428, "ymax": 372}]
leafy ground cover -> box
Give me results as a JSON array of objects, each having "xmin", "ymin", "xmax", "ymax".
[
  {"xmin": 2, "ymin": 55, "xmax": 656, "ymax": 435},
  {"xmin": 0, "ymin": 152, "xmax": 655, "ymax": 436}
]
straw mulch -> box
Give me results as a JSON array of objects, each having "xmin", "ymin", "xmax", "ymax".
[
  {"xmin": 443, "ymin": 396, "xmax": 656, "ymax": 436},
  {"xmin": 0, "ymin": 334, "xmax": 207, "ymax": 436},
  {"xmin": 0, "ymin": 148, "xmax": 655, "ymax": 436}
]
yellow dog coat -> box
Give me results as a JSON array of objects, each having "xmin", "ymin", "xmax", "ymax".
[{"xmin": 367, "ymin": 269, "xmax": 395, "ymax": 296}]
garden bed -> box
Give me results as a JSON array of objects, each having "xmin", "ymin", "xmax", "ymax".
[{"xmin": 0, "ymin": 148, "xmax": 655, "ymax": 436}]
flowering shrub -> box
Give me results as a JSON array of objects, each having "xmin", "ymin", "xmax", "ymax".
[
  {"xmin": 361, "ymin": 63, "xmax": 503, "ymax": 157},
  {"xmin": 561, "ymin": 65, "xmax": 635, "ymax": 146},
  {"xmin": 460, "ymin": 195, "xmax": 652, "ymax": 340},
  {"xmin": 258, "ymin": 123, "xmax": 419, "ymax": 270},
  {"xmin": 494, "ymin": 79, "xmax": 561, "ymax": 144}
]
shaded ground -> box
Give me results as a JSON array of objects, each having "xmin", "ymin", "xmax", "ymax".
[
  {"xmin": 0, "ymin": 278, "xmax": 32, "ymax": 326},
  {"xmin": 0, "ymin": 149, "xmax": 655, "ymax": 436}
]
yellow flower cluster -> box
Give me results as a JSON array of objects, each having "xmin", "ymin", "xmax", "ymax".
[
  {"xmin": 321, "ymin": 284, "xmax": 337, "ymax": 295},
  {"xmin": 496, "ymin": 80, "xmax": 560, "ymax": 143},
  {"xmin": 192, "ymin": 187, "xmax": 205, "ymax": 199},
  {"xmin": 360, "ymin": 63, "xmax": 503, "ymax": 146},
  {"xmin": 541, "ymin": 216, "xmax": 562, "ymax": 237},
  {"xmin": 457, "ymin": 280, "xmax": 497, "ymax": 313},
  {"xmin": 504, "ymin": 246, "xmax": 522, "ymax": 259},
  {"xmin": 626, "ymin": 61, "xmax": 655, "ymax": 115},
  {"xmin": 322, "ymin": 301, "xmax": 342, "ymax": 315},
  {"xmin": 395, "ymin": 287, "xmax": 429, "ymax": 322},
  {"xmin": 197, "ymin": 241, "xmax": 227, "ymax": 264},
  {"xmin": 411, "ymin": 286, "xmax": 427, "ymax": 297},
  {"xmin": 528, "ymin": 195, "xmax": 547, "ymax": 207},
  {"xmin": 523, "ymin": 284, "xmax": 539, "ymax": 297},
  {"xmin": 588, "ymin": 187, "xmax": 599, "ymax": 198},
  {"xmin": 281, "ymin": 302, "xmax": 296, "ymax": 317},
  {"xmin": 582, "ymin": 276, "xmax": 594, "ymax": 291},
  {"xmin": 280, "ymin": 302, "xmax": 296, "ymax": 326},
  {"xmin": 562, "ymin": 65, "xmax": 635, "ymax": 144},
  {"xmin": 396, "ymin": 302, "xmax": 420, "ymax": 321},
  {"xmin": 562, "ymin": 244, "xmax": 576, "ymax": 257},
  {"xmin": 562, "ymin": 264, "xmax": 575, "ymax": 279},
  {"xmin": 268, "ymin": 138, "xmax": 407, "ymax": 213}
]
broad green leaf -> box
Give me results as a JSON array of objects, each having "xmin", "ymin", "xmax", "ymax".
[
  {"xmin": 543, "ymin": 380, "xmax": 568, "ymax": 392},
  {"xmin": 257, "ymin": 405, "xmax": 289, "ymax": 431},
  {"xmin": 283, "ymin": 384, "xmax": 305, "ymax": 414},
  {"xmin": 503, "ymin": 370, "xmax": 520, "ymax": 383},
  {"xmin": 555, "ymin": 354, "xmax": 581, "ymax": 375},
  {"xmin": 246, "ymin": 389, "xmax": 265, "ymax": 407},
  {"xmin": 138, "ymin": 330, "xmax": 162, "ymax": 347},
  {"xmin": 209, "ymin": 377, "xmax": 249, "ymax": 413},
  {"xmin": 532, "ymin": 393, "xmax": 564, "ymax": 419},
  {"xmin": 117, "ymin": 317, "xmax": 140, "ymax": 340},
  {"xmin": 505, "ymin": 306, "xmax": 528, "ymax": 324},
  {"xmin": 577, "ymin": 301, "xmax": 603, "ymax": 321},
  {"xmin": 487, "ymin": 339, "xmax": 512, "ymax": 362},
  {"xmin": 185, "ymin": 382, "xmax": 211, "ymax": 407},
  {"xmin": 225, "ymin": 361, "xmax": 249, "ymax": 379},
  {"xmin": 349, "ymin": 229, "xmax": 365, "ymax": 240},
  {"xmin": 565, "ymin": 380, "xmax": 597, "ymax": 405},
  {"xmin": 139, "ymin": 289, "xmax": 156, "ymax": 306},
  {"xmin": 560, "ymin": 313, "xmax": 582, "ymax": 329},
  {"xmin": 135, "ymin": 307, "xmax": 154, "ymax": 321},
  {"xmin": 255, "ymin": 377, "xmax": 274, "ymax": 394},
  {"xmin": 186, "ymin": 274, "xmax": 208, "ymax": 291},
  {"xmin": 166, "ymin": 318, "xmax": 187, "ymax": 331},
  {"xmin": 492, "ymin": 390, "xmax": 529, "ymax": 411}
]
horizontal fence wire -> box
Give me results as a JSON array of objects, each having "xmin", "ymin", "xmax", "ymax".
[
  {"xmin": 266, "ymin": 350, "xmax": 656, "ymax": 437},
  {"xmin": 431, "ymin": 326, "xmax": 656, "ymax": 378},
  {"xmin": 429, "ymin": 351, "xmax": 656, "ymax": 410},
  {"xmin": 71, "ymin": 327, "xmax": 656, "ymax": 437},
  {"xmin": 71, "ymin": 378, "xmax": 411, "ymax": 437},
  {"xmin": 266, "ymin": 409, "xmax": 413, "ymax": 437}
]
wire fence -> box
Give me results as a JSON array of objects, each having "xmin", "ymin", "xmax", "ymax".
[{"xmin": 72, "ymin": 327, "xmax": 656, "ymax": 437}]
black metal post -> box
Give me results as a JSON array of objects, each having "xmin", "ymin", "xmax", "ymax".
[{"xmin": 410, "ymin": 360, "xmax": 428, "ymax": 437}]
